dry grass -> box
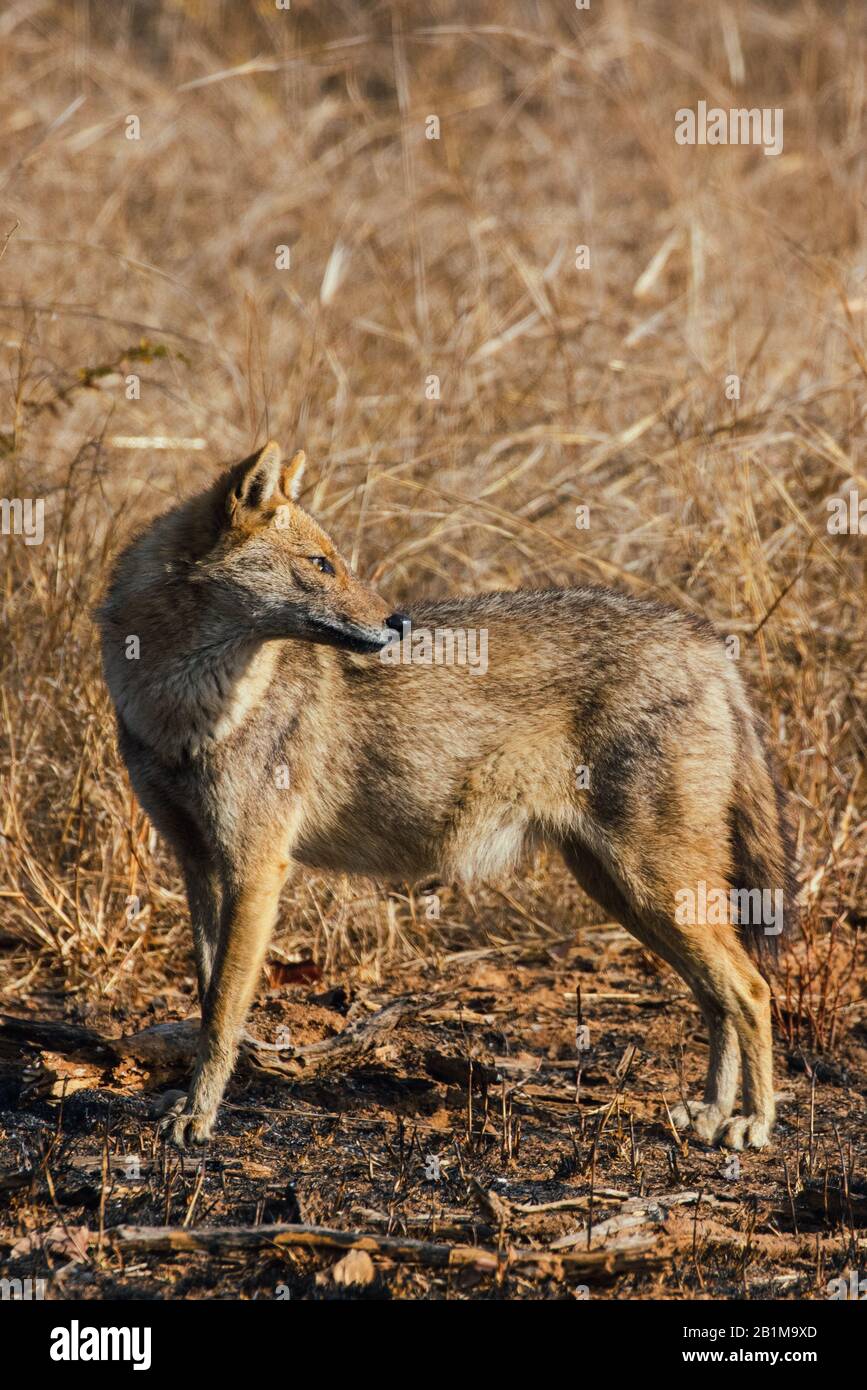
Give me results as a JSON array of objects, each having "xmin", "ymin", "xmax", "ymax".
[{"xmin": 0, "ymin": 0, "xmax": 865, "ymax": 1300}]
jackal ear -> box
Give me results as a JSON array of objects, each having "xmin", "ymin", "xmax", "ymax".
[
  {"xmin": 281, "ymin": 449, "xmax": 306, "ymax": 501},
  {"xmin": 227, "ymin": 442, "xmax": 308, "ymax": 520},
  {"xmin": 227, "ymin": 440, "xmax": 284, "ymax": 514}
]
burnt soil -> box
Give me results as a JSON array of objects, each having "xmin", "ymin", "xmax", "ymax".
[{"xmin": 2, "ymin": 914, "xmax": 865, "ymax": 1302}]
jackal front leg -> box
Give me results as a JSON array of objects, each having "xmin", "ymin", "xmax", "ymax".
[
  {"xmin": 164, "ymin": 854, "xmax": 289, "ymax": 1147},
  {"xmin": 179, "ymin": 854, "xmax": 223, "ymax": 1003}
]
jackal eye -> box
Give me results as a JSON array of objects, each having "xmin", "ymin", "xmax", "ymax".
[{"xmin": 308, "ymin": 555, "xmax": 335, "ymax": 576}]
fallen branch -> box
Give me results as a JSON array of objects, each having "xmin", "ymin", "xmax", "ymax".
[
  {"xmin": 0, "ymin": 1014, "xmax": 120, "ymax": 1064},
  {"xmin": 352, "ymin": 1207, "xmax": 494, "ymax": 1242},
  {"xmin": 551, "ymin": 1190, "xmax": 736, "ymax": 1250},
  {"xmin": 0, "ymin": 997, "xmax": 430, "ymax": 1080},
  {"xmin": 423, "ymin": 1050, "xmax": 601, "ymax": 1108},
  {"xmin": 111, "ymin": 1222, "xmax": 666, "ymax": 1281},
  {"xmin": 249, "ymin": 996, "xmax": 430, "ymax": 1079}
]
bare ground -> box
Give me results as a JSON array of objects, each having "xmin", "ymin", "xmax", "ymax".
[{"xmin": 2, "ymin": 864, "xmax": 865, "ymax": 1301}]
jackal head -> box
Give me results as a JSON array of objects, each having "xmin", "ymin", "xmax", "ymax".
[{"xmin": 190, "ymin": 442, "xmax": 406, "ymax": 654}]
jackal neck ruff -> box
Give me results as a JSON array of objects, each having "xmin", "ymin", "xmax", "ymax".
[
  {"xmin": 99, "ymin": 496, "xmax": 296, "ymax": 762},
  {"xmin": 108, "ymin": 624, "xmax": 284, "ymax": 761}
]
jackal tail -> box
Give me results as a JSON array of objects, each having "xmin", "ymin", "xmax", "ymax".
[{"xmin": 728, "ymin": 709, "xmax": 798, "ymax": 962}]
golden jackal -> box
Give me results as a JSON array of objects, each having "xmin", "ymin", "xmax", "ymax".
[{"xmin": 99, "ymin": 442, "xmax": 794, "ymax": 1150}]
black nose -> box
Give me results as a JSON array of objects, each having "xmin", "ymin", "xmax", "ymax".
[{"xmin": 385, "ymin": 612, "xmax": 411, "ymax": 635}]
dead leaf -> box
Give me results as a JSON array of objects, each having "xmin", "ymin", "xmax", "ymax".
[
  {"xmin": 265, "ymin": 959, "xmax": 322, "ymax": 987},
  {"xmin": 11, "ymin": 1224, "xmax": 90, "ymax": 1263},
  {"xmin": 331, "ymin": 1248, "xmax": 375, "ymax": 1287},
  {"xmin": 243, "ymin": 1162, "xmax": 274, "ymax": 1180}
]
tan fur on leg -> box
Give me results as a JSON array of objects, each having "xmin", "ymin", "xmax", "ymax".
[{"xmin": 165, "ymin": 857, "xmax": 289, "ymax": 1147}]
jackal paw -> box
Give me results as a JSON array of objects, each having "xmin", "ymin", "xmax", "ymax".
[
  {"xmin": 157, "ymin": 1093, "xmax": 215, "ymax": 1148},
  {"xmin": 716, "ymin": 1114, "xmax": 772, "ymax": 1151},
  {"xmin": 670, "ymin": 1100, "xmax": 727, "ymax": 1143}
]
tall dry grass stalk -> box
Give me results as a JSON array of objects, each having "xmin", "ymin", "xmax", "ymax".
[{"xmin": 0, "ymin": 1, "xmax": 863, "ymax": 1035}]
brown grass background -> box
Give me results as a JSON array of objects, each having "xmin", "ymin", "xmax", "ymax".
[{"xmin": 0, "ymin": 0, "xmax": 864, "ymax": 1043}]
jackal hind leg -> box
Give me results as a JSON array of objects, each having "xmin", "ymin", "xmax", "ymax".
[
  {"xmin": 559, "ymin": 840, "xmax": 728, "ymax": 1135},
  {"xmin": 641, "ymin": 913, "xmax": 774, "ymax": 1151},
  {"xmin": 561, "ymin": 838, "xmax": 772, "ymax": 1149},
  {"xmin": 713, "ymin": 939, "xmax": 775, "ymax": 1151},
  {"xmin": 164, "ymin": 850, "xmax": 291, "ymax": 1148},
  {"xmin": 668, "ymin": 968, "xmax": 740, "ymax": 1143}
]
